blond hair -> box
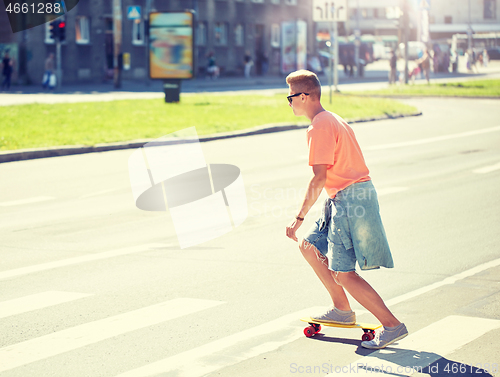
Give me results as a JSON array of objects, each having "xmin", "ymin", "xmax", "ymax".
[{"xmin": 285, "ymin": 70, "xmax": 321, "ymax": 100}]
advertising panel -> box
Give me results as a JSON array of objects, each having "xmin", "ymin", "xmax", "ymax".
[
  {"xmin": 149, "ymin": 12, "xmax": 194, "ymax": 79},
  {"xmin": 296, "ymin": 20, "xmax": 307, "ymax": 70},
  {"xmin": 281, "ymin": 22, "xmax": 296, "ymax": 74}
]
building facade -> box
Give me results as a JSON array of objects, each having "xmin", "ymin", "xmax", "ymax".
[
  {"xmin": 0, "ymin": 0, "xmax": 315, "ymax": 85},
  {"xmin": 429, "ymin": 0, "xmax": 499, "ymax": 39}
]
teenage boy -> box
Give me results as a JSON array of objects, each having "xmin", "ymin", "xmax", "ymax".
[{"xmin": 284, "ymin": 69, "xmax": 408, "ymax": 349}]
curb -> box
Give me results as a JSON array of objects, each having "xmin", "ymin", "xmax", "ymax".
[{"xmin": 0, "ymin": 111, "xmax": 422, "ymax": 164}]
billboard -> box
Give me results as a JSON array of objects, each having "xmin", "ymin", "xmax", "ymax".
[
  {"xmin": 149, "ymin": 12, "xmax": 194, "ymax": 79},
  {"xmin": 281, "ymin": 21, "xmax": 308, "ymax": 73},
  {"xmin": 296, "ymin": 20, "xmax": 307, "ymax": 70},
  {"xmin": 281, "ymin": 22, "xmax": 296, "ymax": 74}
]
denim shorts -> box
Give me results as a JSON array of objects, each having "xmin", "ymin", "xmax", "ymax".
[
  {"xmin": 303, "ymin": 180, "xmax": 394, "ymax": 272},
  {"xmin": 303, "ymin": 211, "xmax": 358, "ymax": 272}
]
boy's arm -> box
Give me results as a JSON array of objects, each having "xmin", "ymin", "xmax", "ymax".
[{"xmin": 286, "ymin": 164, "xmax": 328, "ymax": 242}]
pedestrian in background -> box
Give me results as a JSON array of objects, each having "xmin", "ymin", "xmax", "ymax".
[
  {"xmin": 483, "ymin": 49, "xmax": 489, "ymax": 67},
  {"xmin": 206, "ymin": 51, "xmax": 219, "ymax": 79},
  {"xmin": 1, "ymin": 50, "xmax": 13, "ymax": 91},
  {"xmin": 244, "ymin": 52, "xmax": 253, "ymax": 79},
  {"xmin": 471, "ymin": 50, "xmax": 479, "ymax": 73},
  {"xmin": 285, "ymin": 69, "xmax": 408, "ymax": 350},
  {"xmin": 417, "ymin": 49, "xmax": 430, "ymax": 84},
  {"xmin": 261, "ymin": 53, "xmax": 269, "ymax": 76},
  {"xmin": 389, "ymin": 50, "xmax": 397, "ymax": 85},
  {"xmin": 347, "ymin": 50, "xmax": 355, "ymax": 77},
  {"xmin": 42, "ymin": 53, "xmax": 56, "ymax": 90}
]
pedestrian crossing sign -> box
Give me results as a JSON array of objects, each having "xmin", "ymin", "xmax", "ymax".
[{"xmin": 127, "ymin": 6, "xmax": 141, "ymax": 20}]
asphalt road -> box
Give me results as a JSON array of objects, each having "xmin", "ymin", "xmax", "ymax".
[{"xmin": 0, "ymin": 97, "xmax": 499, "ymax": 377}]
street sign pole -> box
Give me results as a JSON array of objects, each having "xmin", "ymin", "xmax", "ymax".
[
  {"xmin": 355, "ymin": 0, "xmax": 360, "ymax": 77},
  {"xmin": 313, "ymin": 0, "xmax": 346, "ymax": 102},
  {"xmin": 333, "ymin": 20, "xmax": 338, "ymax": 93},
  {"xmin": 56, "ymin": 40, "xmax": 62, "ymax": 89},
  {"xmin": 113, "ymin": 0, "xmax": 123, "ymax": 89},
  {"xmin": 329, "ymin": 22, "xmax": 333, "ymax": 104},
  {"xmin": 145, "ymin": 0, "xmax": 152, "ymax": 86},
  {"xmin": 404, "ymin": 0, "xmax": 409, "ymax": 84}
]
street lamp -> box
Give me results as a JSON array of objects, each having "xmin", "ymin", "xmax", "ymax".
[
  {"xmin": 355, "ymin": 0, "xmax": 360, "ymax": 76},
  {"xmin": 467, "ymin": 0, "xmax": 472, "ymax": 54}
]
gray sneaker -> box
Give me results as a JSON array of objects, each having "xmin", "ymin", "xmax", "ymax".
[
  {"xmin": 311, "ymin": 307, "xmax": 356, "ymax": 325},
  {"xmin": 361, "ymin": 323, "xmax": 408, "ymax": 349}
]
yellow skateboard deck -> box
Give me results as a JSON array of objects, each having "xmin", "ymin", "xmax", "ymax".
[{"xmin": 300, "ymin": 316, "xmax": 382, "ymax": 341}]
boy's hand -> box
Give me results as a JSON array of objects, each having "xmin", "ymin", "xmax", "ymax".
[{"xmin": 286, "ymin": 218, "xmax": 303, "ymax": 242}]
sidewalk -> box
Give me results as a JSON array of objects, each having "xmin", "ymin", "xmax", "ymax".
[{"xmin": 1, "ymin": 59, "xmax": 499, "ymax": 101}]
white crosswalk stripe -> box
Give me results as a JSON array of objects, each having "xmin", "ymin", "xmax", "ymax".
[
  {"xmin": 366, "ymin": 125, "xmax": 500, "ymax": 151},
  {"xmin": 0, "ymin": 196, "xmax": 55, "ymax": 207},
  {"xmin": 115, "ymin": 306, "xmax": 325, "ymax": 377},
  {"xmin": 473, "ymin": 161, "xmax": 500, "ymax": 174},
  {"xmin": 0, "ymin": 298, "xmax": 224, "ymax": 373},
  {"xmin": 323, "ymin": 316, "xmax": 500, "ymax": 376},
  {"xmin": 0, "ymin": 243, "xmax": 166, "ymax": 280},
  {"xmin": 0, "ymin": 291, "xmax": 92, "ymax": 319}
]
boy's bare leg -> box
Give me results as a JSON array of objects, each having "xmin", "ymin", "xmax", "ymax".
[
  {"xmin": 335, "ymin": 271, "xmax": 400, "ymax": 327},
  {"xmin": 299, "ymin": 239, "xmax": 351, "ymax": 312}
]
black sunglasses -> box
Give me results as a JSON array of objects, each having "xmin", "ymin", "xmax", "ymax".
[{"xmin": 287, "ymin": 92, "xmax": 309, "ymax": 104}]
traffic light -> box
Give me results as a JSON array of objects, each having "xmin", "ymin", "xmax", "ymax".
[
  {"xmin": 58, "ymin": 21, "xmax": 66, "ymax": 42},
  {"xmin": 49, "ymin": 20, "xmax": 60, "ymax": 40}
]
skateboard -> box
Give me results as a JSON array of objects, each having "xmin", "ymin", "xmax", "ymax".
[{"xmin": 300, "ymin": 317, "xmax": 382, "ymax": 341}]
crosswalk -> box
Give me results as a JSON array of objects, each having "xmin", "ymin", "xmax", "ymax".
[
  {"xmin": 1, "ymin": 251, "xmax": 499, "ymax": 376},
  {"xmin": 0, "ymin": 298, "xmax": 224, "ymax": 373},
  {"xmin": 324, "ymin": 316, "xmax": 500, "ymax": 376}
]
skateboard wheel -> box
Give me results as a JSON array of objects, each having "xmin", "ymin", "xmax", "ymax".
[
  {"xmin": 304, "ymin": 326, "xmax": 315, "ymax": 337},
  {"xmin": 361, "ymin": 332, "xmax": 375, "ymax": 341}
]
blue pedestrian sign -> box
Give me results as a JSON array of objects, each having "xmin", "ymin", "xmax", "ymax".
[{"xmin": 127, "ymin": 6, "xmax": 141, "ymax": 20}]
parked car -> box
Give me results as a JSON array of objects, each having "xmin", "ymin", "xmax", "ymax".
[{"xmin": 487, "ymin": 47, "xmax": 500, "ymax": 60}]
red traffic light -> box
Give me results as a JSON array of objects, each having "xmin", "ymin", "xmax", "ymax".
[{"xmin": 58, "ymin": 22, "xmax": 66, "ymax": 28}]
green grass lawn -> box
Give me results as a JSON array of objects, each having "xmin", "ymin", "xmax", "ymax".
[
  {"xmin": 0, "ymin": 93, "xmax": 417, "ymax": 151},
  {"xmin": 350, "ymin": 79, "xmax": 500, "ymax": 98}
]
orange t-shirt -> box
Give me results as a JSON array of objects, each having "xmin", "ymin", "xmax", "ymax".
[{"xmin": 307, "ymin": 111, "xmax": 370, "ymax": 198}]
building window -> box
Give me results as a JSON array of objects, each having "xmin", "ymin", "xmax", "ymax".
[
  {"xmin": 484, "ymin": 0, "xmax": 496, "ymax": 19},
  {"xmin": 234, "ymin": 24, "xmax": 244, "ymax": 46},
  {"xmin": 374, "ymin": 8, "xmax": 386, "ymax": 19},
  {"xmin": 196, "ymin": 22, "xmax": 207, "ymax": 46},
  {"xmin": 385, "ymin": 7, "xmax": 400, "ymax": 19},
  {"xmin": 75, "ymin": 16, "xmax": 90, "ymax": 44},
  {"xmin": 214, "ymin": 22, "xmax": 227, "ymax": 46},
  {"xmin": 132, "ymin": 19, "xmax": 144, "ymax": 45},
  {"xmin": 444, "ymin": 15, "xmax": 453, "ymax": 24}
]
